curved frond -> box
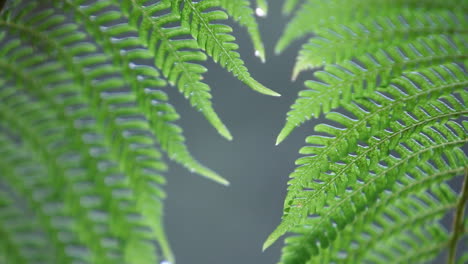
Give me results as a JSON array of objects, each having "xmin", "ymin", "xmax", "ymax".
[
  {"xmin": 0, "ymin": 93, "xmax": 129, "ymax": 263},
  {"xmin": 267, "ymin": 62, "xmax": 468, "ymax": 263},
  {"xmin": 0, "ymin": 185, "xmax": 54, "ymax": 264},
  {"xmin": 0, "ymin": 133, "xmax": 92, "ymax": 264},
  {"xmin": 218, "ymin": 0, "xmax": 266, "ymax": 62},
  {"xmin": 175, "ymin": 0, "xmax": 278, "ymax": 96},
  {"xmin": 117, "ymin": 0, "xmax": 232, "ymax": 139},
  {"xmin": 55, "ymin": 0, "xmax": 228, "ymax": 186},
  {"xmin": 272, "ymin": 1, "xmax": 468, "ymax": 260}
]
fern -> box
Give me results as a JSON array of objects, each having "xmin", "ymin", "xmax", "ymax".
[
  {"xmin": 1, "ymin": 1, "xmax": 467, "ymax": 263},
  {"xmin": 267, "ymin": 0, "xmax": 468, "ymax": 263},
  {"xmin": 0, "ymin": 0, "xmax": 270, "ymax": 263}
]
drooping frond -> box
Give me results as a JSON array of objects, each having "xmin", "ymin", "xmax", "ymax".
[
  {"xmin": 116, "ymin": 0, "xmax": 276, "ymax": 139},
  {"xmin": 0, "ymin": 0, "xmax": 269, "ymax": 262},
  {"xmin": 0, "ymin": 89, "xmax": 149, "ymax": 263},
  {"xmin": 0, "ymin": 6, "xmax": 175, "ymax": 262},
  {"xmin": 174, "ymin": 0, "xmax": 278, "ymax": 96},
  {"xmin": 218, "ymin": 0, "xmax": 266, "ymax": 62},
  {"xmin": 105, "ymin": 0, "xmax": 232, "ymax": 139},
  {"xmin": 53, "ymin": 0, "xmax": 227, "ymax": 185}
]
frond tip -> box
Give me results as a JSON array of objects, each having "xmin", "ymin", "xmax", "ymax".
[{"xmin": 176, "ymin": 0, "xmax": 278, "ymax": 96}]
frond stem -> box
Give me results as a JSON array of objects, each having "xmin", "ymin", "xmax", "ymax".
[{"xmin": 447, "ymin": 167, "xmax": 468, "ymax": 264}]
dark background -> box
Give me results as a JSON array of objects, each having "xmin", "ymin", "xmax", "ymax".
[{"xmin": 163, "ymin": 2, "xmax": 314, "ymax": 263}]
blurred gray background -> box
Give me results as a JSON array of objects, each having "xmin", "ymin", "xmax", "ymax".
[{"xmin": 163, "ymin": 2, "xmax": 312, "ymax": 263}]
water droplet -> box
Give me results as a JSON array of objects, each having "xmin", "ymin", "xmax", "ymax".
[
  {"xmin": 161, "ymin": 261, "xmax": 171, "ymax": 264},
  {"xmin": 255, "ymin": 7, "xmax": 266, "ymax": 17},
  {"xmin": 254, "ymin": 50, "xmax": 261, "ymax": 58}
]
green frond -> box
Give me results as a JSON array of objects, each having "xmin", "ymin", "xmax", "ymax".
[
  {"xmin": 218, "ymin": 0, "xmax": 266, "ymax": 62},
  {"xmin": 276, "ymin": 0, "xmax": 466, "ymax": 54},
  {"xmin": 293, "ymin": 10, "xmax": 467, "ymax": 75},
  {"xmin": 0, "ymin": 188, "xmax": 53, "ymax": 264},
  {"xmin": 269, "ymin": 121, "xmax": 466, "ymax": 262},
  {"xmin": 282, "ymin": 185, "xmax": 459, "ymax": 264},
  {"xmin": 277, "ymin": 36, "xmax": 468, "ymax": 144},
  {"xmin": 267, "ymin": 63, "xmax": 468, "ymax": 258},
  {"xmin": 175, "ymin": 0, "xmax": 278, "ymax": 96},
  {"xmin": 0, "ymin": 94, "xmax": 127, "ymax": 263},
  {"xmin": 54, "ymin": 0, "xmax": 228, "ymax": 187},
  {"xmin": 0, "ymin": 3, "xmax": 177, "ymax": 262},
  {"xmin": 0, "ymin": 134, "xmax": 88, "ymax": 264},
  {"xmin": 0, "ymin": 0, "xmax": 275, "ymax": 262},
  {"xmin": 308, "ymin": 173, "xmax": 463, "ymax": 263},
  {"xmin": 272, "ymin": 1, "xmax": 468, "ymax": 261},
  {"xmin": 115, "ymin": 0, "xmax": 232, "ymax": 139}
]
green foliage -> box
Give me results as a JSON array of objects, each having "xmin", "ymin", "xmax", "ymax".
[
  {"xmin": 0, "ymin": 0, "xmax": 271, "ymax": 263},
  {"xmin": 1, "ymin": 1, "xmax": 467, "ymax": 264},
  {"xmin": 267, "ymin": 0, "xmax": 468, "ymax": 263}
]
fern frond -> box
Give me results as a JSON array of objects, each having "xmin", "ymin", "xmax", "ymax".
[
  {"xmin": 175, "ymin": 0, "xmax": 278, "ymax": 96},
  {"xmin": 55, "ymin": 0, "xmax": 228, "ymax": 188},
  {"xmin": 0, "ymin": 134, "xmax": 88, "ymax": 264},
  {"xmin": 0, "ymin": 188, "xmax": 53, "ymax": 264},
  {"xmin": 218, "ymin": 0, "xmax": 266, "ymax": 62},
  {"xmin": 364, "ymin": 225, "xmax": 452, "ymax": 264},
  {"xmin": 282, "ymin": 185, "xmax": 459, "ymax": 264},
  {"xmin": 113, "ymin": 0, "xmax": 232, "ymax": 139},
  {"xmin": 272, "ymin": 1, "xmax": 468, "ymax": 258},
  {"xmin": 293, "ymin": 10, "xmax": 467, "ymax": 75},
  {"xmin": 0, "ymin": 66, "xmax": 166, "ymax": 261},
  {"xmin": 0, "ymin": 93, "xmax": 128, "ymax": 263},
  {"xmin": 278, "ymin": 36, "xmax": 468, "ymax": 144},
  {"xmin": 0, "ymin": 4, "xmax": 182, "ymax": 262},
  {"xmin": 276, "ymin": 0, "xmax": 467, "ymax": 54},
  {"xmin": 266, "ymin": 64, "xmax": 468, "ymax": 254},
  {"xmin": 308, "ymin": 171, "xmax": 464, "ymax": 263},
  {"xmin": 0, "ymin": 0, "xmax": 274, "ymax": 261},
  {"xmin": 270, "ymin": 122, "xmax": 467, "ymax": 262}
]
